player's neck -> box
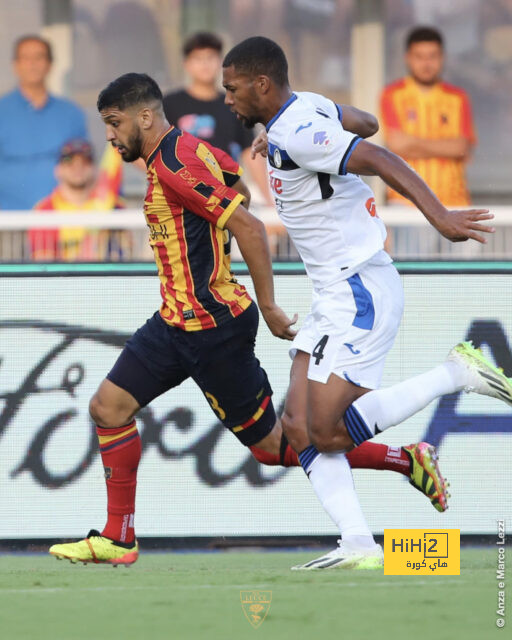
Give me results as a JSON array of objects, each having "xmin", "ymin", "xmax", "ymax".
[
  {"xmin": 186, "ymin": 81, "xmax": 219, "ymax": 101},
  {"xmin": 263, "ymin": 87, "xmax": 294, "ymax": 126},
  {"xmin": 140, "ymin": 120, "xmax": 172, "ymax": 163},
  {"xmin": 19, "ymin": 82, "xmax": 48, "ymax": 108}
]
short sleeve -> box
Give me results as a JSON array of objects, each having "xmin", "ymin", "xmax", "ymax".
[
  {"xmin": 285, "ymin": 116, "xmax": 362, "ymax": 176},
  {"xmin": 155, "ymin": 143, "xmax": 244, "ymax": 229},
  {"xmin": 200, "ymin": 139, "xmax": 244, "ymax": 187}
]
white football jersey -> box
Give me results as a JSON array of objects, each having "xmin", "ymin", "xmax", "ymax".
[{"xmin": 266, "ymin": 91, "xmax": 389, "ymax": 289}]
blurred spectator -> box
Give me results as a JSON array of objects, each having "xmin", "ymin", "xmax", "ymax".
[
  {"xmin": 0, "ymin": 35, "xmax": 87, "ymax": 210},
  {"xmin": 29, "ymin": 139, "xmax": 128, "ymax": 261},
  {"xmin": 163, "ymin": 32, "xmax": 273, "ymax": 205},
  {"xmin": 380, "ymin": 26, "xmax": 476, "ymax": 206}
]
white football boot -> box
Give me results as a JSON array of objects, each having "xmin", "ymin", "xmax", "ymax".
[{"xmin": 292, "ymin": 541, "xmax": 383, "ymax": 570}]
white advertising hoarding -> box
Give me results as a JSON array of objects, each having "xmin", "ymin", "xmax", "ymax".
[{"xmin": 0, "ymin": 270, "xmax": 511, "ymax": 537}]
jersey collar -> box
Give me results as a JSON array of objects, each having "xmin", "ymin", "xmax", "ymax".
[
  {"xmin": 265, "ymin": 93, "xmax": 297, "ymax": 132},
  {"xmin": 146, "ymin": 126, "xmax": 175, "ymax": 167}
]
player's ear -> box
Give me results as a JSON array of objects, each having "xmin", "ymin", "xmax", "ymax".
[
  {"xmin": 256, "ymin": 75, "xmax": 271, "ymax": 95},
  {"xmin": 139, "ymin": 107, "xmax": 154, "ymax": 131}
]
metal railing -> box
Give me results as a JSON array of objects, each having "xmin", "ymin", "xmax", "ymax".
[{"xmin": 0, "ymin": 205, "xmax": 509, "ymax": 262}]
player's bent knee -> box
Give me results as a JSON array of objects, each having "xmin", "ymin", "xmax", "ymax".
[
  {"xmin": 89, "ymin": 394, "xmax": 134, "ymax": 429},
  {"xmin": 308, "ymin": 418, "xmax": 351, "ymax": 453}
]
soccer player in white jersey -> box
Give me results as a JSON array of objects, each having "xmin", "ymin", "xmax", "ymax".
[{"xmin": 223, "ymin": 36, "xmax": 512, "ymax": 570}]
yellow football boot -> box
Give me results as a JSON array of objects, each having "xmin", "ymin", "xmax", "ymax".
[
  {"xmin": 404, "ymin": 443, "xmax": 449, "ymax": 512},
  {"xmin": 49, "ymin": 529, "xmax": 138, "ymax": 566}
]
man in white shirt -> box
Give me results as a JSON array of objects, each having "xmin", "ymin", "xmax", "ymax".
[{"xmin": 222, "ymin": 36, "xmax": 512, "ymax": 569}]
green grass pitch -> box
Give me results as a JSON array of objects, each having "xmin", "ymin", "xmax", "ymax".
[{"xmin": 0, "ymin": 548, "xmax": 501, "ymax": 640}]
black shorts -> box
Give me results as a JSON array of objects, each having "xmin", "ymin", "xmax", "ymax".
[{"xmin": 107, "ymin": 303, "xmax": 275, "ymax": 446}]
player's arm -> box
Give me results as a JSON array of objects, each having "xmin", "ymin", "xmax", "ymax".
[
  {"xmin": 346, "ymin": 140, "xmax": 493, "ymax": 243},
  {"xmin": 230, "ymin": 177, "xmax": 251, "ymax": 209},
  {"xmin": 224, "ymin": 206, "xmax": 297, "ymax": 340},
  {"xmin": 340, "ymin": 105, "xmax": 379, "ymax": 139}
]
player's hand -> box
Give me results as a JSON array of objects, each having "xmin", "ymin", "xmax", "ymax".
[
  {"xmin": 433, "ymin": 208, "xmax": 495, "ymax": 244},
  {"xmin": 251, "ymin": 129, "xmax": 269, "ymax": 159},
  {"xmin": 261, "ymin": 304, "xmax": 298, "ymax": 340}
]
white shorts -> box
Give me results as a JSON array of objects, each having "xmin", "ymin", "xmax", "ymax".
[{"xmin": 290, "ymin": 261, "xmax": 404, "ymax": 389}]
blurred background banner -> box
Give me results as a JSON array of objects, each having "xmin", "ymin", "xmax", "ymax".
[
  {"xmin": 0, "ymin": 0, "xmax": 509, "ymax": 204},
  {"xmin": 0, "ymin": 265, "xmax": 511, "ymax": 539}
]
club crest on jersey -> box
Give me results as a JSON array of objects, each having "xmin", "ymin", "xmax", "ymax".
[
  {"xmin": 313, "ymin": 131, "xmax": 329, "ymax": 146},
  {"xmin": 273, "ymin": 148, "xmax": 282, "ymax": 168}
]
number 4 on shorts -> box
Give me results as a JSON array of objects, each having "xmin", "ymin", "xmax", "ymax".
[{"xmin": 312, "ymin": 335, "xmax": 329, "ymax": 365}]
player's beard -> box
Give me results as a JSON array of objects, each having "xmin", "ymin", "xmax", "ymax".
[
  {"xmin": 119, "ymin": 126, "xmax": 144, "ymax": 162},
  {"xmin": 240, "ymin": 114, "xmax": 260, "ymax": 129}
]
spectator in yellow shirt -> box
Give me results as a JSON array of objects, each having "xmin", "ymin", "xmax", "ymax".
[
  {"xmin": 30, "ymin": 139, "xmax": 127, "ymax": 261},
  {"xmin": 380, "ymin": 26, "xmax": 476, "ymax": 207}
]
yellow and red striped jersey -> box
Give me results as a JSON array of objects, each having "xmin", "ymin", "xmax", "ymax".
[
  {"xmin": 144, "ymin": 127, "xmax": 252, "ymax": 331},
  {"xmin": 380, "ymin": 77, "xmax": 476, "ymax": 206}
]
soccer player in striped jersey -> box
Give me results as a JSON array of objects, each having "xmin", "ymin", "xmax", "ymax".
[
  {"xmin": 380, "ymin": 26, "xmax": 476, "ymax": 207},
  {"xmin": 48, "ymin": 72, "xmax": 454, "ymax": 568},
  {"xmin": 222, "ymin": 36, "xmax": 512, "ymax": 570}
]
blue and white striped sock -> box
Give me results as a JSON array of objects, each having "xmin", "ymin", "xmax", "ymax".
[
  {"xmin": 298, "ymin": 444, "xmax": 320, "ymax": 474},
  {"xmin": 344, "ymin": 404, "xmax": 374, "ymax": 446}
]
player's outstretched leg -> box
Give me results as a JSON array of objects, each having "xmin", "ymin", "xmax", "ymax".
[
  {"xmin": 49, "ymin": 529, "xmax": 138, "ymax": 566},
  {"xmin": 403, "ymin": 443, "xmax": 449, "ymax": 512},
  {"xmin": 342, "ymin": 342, "xmax": 512, "ymax": 448},
  {"xmin": 251, "ymin": 437, "xmax": 449, "ymax": 510}
]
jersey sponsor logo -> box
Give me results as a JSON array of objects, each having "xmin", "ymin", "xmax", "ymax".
[
  {"xmin": 268, "ymin": 170, "xmax": 283, "ymax": 195},
  {"xmin": 295, "ymin": 122, "xmax": 312, "ymax": 134},
  {"xmin": 365, "ymin": 197, "xmax": 378, "ymax": 217},
  {"xmin": 273, "ymin": 148, "xmax": 282, "ymax": 168},
  {"xmin": 313, "ymin": 131, "xmax": 329, "ymax": 146},
  {"xmin": 407, "ymin": 109, "xmax": 417, "ymax": 121},
  {"xmin": 148, "ymin": 223, "xmax": 170, "ymax": 240},
  {"xmin": 179, "ymin": 169, "xmax": 198, "ymax": 186}
]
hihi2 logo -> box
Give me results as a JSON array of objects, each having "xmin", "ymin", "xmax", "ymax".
[{"xmin": 384, "ymin": 529, "xmax": 460, "ymax": 575}]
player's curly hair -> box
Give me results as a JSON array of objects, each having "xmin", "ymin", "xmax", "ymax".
[
  {"xmin": 97, "ymin": 73, "xmax": 163, "ymax": 112},
  {"xmin": 223, "ymin": 36, "xmax": 289, "ymax": 87}
]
